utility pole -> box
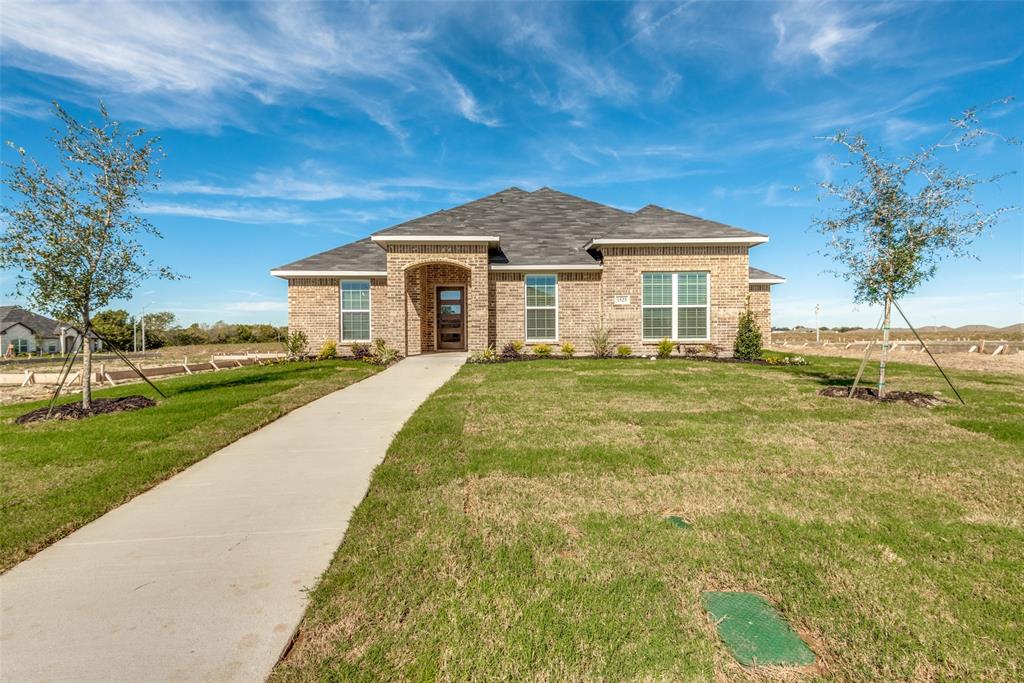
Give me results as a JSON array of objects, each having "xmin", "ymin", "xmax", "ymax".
[{"xmin": 815, "ymin": 304, "xmax": 821, "ymax": 344}]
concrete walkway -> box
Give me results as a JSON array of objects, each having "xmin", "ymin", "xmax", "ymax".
[{"xmin": 0, "ymin": 353, "xmax": 465, "ymax": 683}]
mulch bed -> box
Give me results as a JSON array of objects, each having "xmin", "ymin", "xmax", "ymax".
[
  {"xmin": 15, "ymin": 396, "xmax": 157, "ymax": 424},
  {"xmin": 818, "ymin": 386, "xmax": 947, "ymax": 408}
]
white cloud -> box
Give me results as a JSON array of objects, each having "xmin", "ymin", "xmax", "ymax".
[
  {"xmin": 222, "ymin": 300, "xmax": 287, "ymax": 313},
  {"xmin": 0, "ymin": 1, "xmax": 496, "ymax": 134},
  {"xmin": 141, "ymin": 202, "xmax": 311, "ymax": 224},
  {"xmin": 772, "ymin": 2, "xmax": 880, "ymax": 71}
]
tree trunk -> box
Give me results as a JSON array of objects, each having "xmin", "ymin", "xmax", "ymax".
[
  {"xmin": 878, "ymin": 293, "xmax": 892, "ymax": 398},
  {"xmin": 81, "ymin": 330, "xmax": 93, "ymax": 410}
]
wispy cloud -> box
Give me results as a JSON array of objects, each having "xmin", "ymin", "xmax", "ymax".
[
  {"xmin": 141, "ymin": 202, "xmax": 312, "ymax": 224},
  {"xmin": 0, "ymin": 1, "xmax": 496, "ymax": 136},
  {"xmin": 222, "ymin": 300, "xmax": 287, "ymax": 312},
  {"xmin": 771, "ymin": 2, "xmax": 881, "ymax": 71}
]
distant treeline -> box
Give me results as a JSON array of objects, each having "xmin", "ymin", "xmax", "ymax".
[{"xmin": 92, "ymin": 309, "xmax": 286, "ymax": 350}]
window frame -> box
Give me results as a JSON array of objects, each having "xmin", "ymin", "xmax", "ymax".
[
  {"xmin": 524, "ymin": 273, "xmax": 558, "ymax": 343},
  {"xmin": 641, "ymin": 271, "xmax": 711, "ymax": 343},
  {"xmin": 339, "ymin": 279, "xmax": 372, "ymax": 343}
]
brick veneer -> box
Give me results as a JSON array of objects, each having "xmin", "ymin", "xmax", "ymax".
[
  {"xmin": 748, "ymin": 283, "xmax": 772, "ymax": 344},
  {"xmin": 286, "ymin": 245, "xmax": 774, "ymax": 357},
  {"xmin": 600, "ymin": 246, "xmax": 750, "ymax": 355},
  {"xmin": 287, "ymin": 276, "xmax": 388, "ymax": 353},
  {"xmin": 286, "ymin": 278, "xmax": 339, "ymax": 352},
  {"xmin": 383, "ymin": 244, "xmax": 490, "ymax": 354}
]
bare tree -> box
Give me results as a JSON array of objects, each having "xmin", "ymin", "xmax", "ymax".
[
  {"xmin": 1, "ymin": 102, "xmax": 179, "ymax": 410},
  {"xmin": 815, "ymin": 98, "xmax": 1019, "ymax": 396}
]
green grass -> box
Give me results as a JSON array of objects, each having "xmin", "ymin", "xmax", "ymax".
[
  {"xmin": 273, "ymin": 355, "xmax": 1023, "ymax": 682},
  {"xmin": 0, "ymin": 360, "xmax": 380, "ymax": 571}
]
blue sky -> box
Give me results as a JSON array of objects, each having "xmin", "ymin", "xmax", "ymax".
[{"xmin": 1, "ymin": 1, "xmax": 1021, "ymax": 329}]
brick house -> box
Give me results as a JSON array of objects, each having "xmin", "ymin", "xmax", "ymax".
[{"xmin": 272, "ymin": 188, "xmax": 784, "ymax": 356}]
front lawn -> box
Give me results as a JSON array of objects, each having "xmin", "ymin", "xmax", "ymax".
[
  {"xmin": 0, "ymin": 360, "xmax": 380, "ymax": 571},
  {"xmin": 275, "ymin": 356, "xmax": 1023, "ymax": 681}
]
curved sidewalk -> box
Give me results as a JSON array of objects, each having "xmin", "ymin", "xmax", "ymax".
[{"xmin": 0, "ymin": 353, "xmax": 465, "ymax": 683}]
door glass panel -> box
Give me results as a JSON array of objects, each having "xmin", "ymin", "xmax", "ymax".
[
  {"xmin": 440, "ymin": 304, "xmax": 462, "ymax": 315},
  {"xmin": 439, "ymin": 289, "xmax": 462, "ymax": 301}
]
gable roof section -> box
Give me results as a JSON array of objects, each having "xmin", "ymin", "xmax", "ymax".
[
  {"xmin": 271, "ymin": 237, "xmax": 387, "ymax": 276},
  {"xmin": 749, "ymin": 267, "xmax": 786, "ymax": 284},
  {"xmin": 271, "ymin": 187, "xmax": 773, "ymax": 275},
  {"xmin": 585, "ymin": 205, "xmax": 767, "ymax": 248},
  {"xmin": 0, "ymin": 306, "xmax": 69, "ymax": 336}
]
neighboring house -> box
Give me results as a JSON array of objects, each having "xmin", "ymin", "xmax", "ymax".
[
  {"xmin": 0, "ymin": 306, "xmax": 101, "ymax": 355},
  {"xmin": 272, "ymin": 187, "xmax": 785, "ymax": 356}
]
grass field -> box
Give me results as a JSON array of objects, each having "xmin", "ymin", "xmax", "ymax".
[
  {"xmin": 274, "ymin": 355, "xmax": 1023, "ymax": 682},
  {"xmin": 0, "ymin": 360, "xmax": 379, "ymax": 571}
]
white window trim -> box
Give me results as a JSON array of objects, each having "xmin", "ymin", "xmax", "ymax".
[
  {"xmin": 641, "ymin": 272, "xmax": 711, "ymax": 343},
  {"xmin": 524, "ymin": 273, "xmax": 558, "ymax": 343},
  {"xmin": 339, "ymin": 279, "xmax": 372, "ymax": 343}
]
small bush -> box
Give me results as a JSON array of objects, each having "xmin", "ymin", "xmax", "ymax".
[
  {"xmin": 560, "ymin": 341, "xmax": 576, "ymax": 358},
  {"xmin": 616, "ymin": 344, "xmax": 632, "ymax": 357},
  {"xmin": 700, "ymin": 343, "xmax": 720, "ymax": 358},
  {"xmin": 656, "ymin": 338, "xmax": 674, "ymax": 359},
  {"xmin": 317, "ymin": 339, "xmax": 337, "ymax": 360},
  {"xmin": 364, "ymin": 339, "xmax": 399, "ymax": 366},
  {"xmin": 350, "ymin": 342, "xmax": 371, "ymax": 360},
  {"xmin": 284, "ymin": 330, "xmax": 308, "ymax": 359},
  {"xmin": 764, "ymin": 355, "xmax": 808, "ymax": 366},
  {"xmin": 469, "ymin": 345, "xmax": 498, "ymax": 363},
  {"xmin": 734, "ymin": 305, "xmax": 763, "ymax": 360},
  {"xmin": 589, "ymin": 326, "xmax": 612, "ymax": 358},
  {"xmin": 533, "ymin": 343, "xmax": 552, "ymax": 358},
  {"xmin": 501, "ymin": 341, "xmax": 523, "ymax": 360}
]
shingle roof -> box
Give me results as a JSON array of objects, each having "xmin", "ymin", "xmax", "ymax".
[
  {"xmin": 602, "ymin": 205, "xmax": 767, "ymax": 241},
  {"xmin": 0, "ymin": 306, "xmax": 72, "ymax": 336},
  {"xmin": 274, "ymin": 237, "xmax": 386, "ymax": 273},
  {"xmin": 273, "ymin": 187, "xmax": 775, "ymax": 273},
  {"xmin": 749, "ymin": 267, "xmax": 785, "ymax": 282}
]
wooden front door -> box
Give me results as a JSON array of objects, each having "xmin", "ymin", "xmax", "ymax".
[{"xmin": 436, "ymin": 287, "xmax": 466, "ymax": 350}]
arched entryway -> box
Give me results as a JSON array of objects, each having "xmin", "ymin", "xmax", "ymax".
[{"xmin": 404, "ymin": 261, "xmax": 472, "ymax": 353}]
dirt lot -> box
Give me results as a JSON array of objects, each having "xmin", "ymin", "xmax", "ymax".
[
  {"xmin": 0, "ymin": 342, "xmax": 285, "ymax": 406},
  {"xmin": 769, "ymin": 343, "xmax": 1024, "ymax": 376}
]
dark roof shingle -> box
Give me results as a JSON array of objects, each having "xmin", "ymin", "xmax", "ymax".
[{"xmin": 273, "ymin": 187, "xmax": 773, "ymax": 273}]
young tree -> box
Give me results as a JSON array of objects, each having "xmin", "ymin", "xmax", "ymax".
[
  {"xmin": 815, "ymin": 99, "xmax": 1018, "ymax": 396},
  {"xmin": 1, "ymin": 102, "xmax": 179, "ymax": 409}
]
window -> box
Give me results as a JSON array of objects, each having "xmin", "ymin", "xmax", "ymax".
[
  {"xmin": 12, "ymin": 338, "xmax": 30, "ymax": 353},
  {"xmin": 525, "ymin": 274, "xmax": 557, "ymax": 341},
  {"xmin": 340, "ymin": 280, "xmax": 371, "ymax": 341},
  {"xmin": 642, "ymin": 272, "xmax": 709, "ymax": 341}
]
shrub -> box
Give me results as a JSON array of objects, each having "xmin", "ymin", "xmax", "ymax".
[
  {"xmin": 364, "ymin": 339, "xmax": 399, "ymax": 366},
  {"xmin": 317, "ymin": 339, "xmax": 337, "ymax": 360},
  {"xmin": 501, "ymin": 340, "xmax": 523, "ymax": 360},
  {"xmin": 589, "ymin": 326, "xmax": 612, "ymax": 358},
  {"xmin": 764, "ymin": 355, "xmax": 808, "ymax": 366},
  {"xmin": 284, "ymin": 330, "xmax": 308, "ymax": 359},
  {"xmin": 350, "ymin": 342, "xmax": 371, "ymax": 360},
  {"xmin": 560, "ymin": 341, "xmax": 576, "ymax": 358},
  {"xmin": 469, "ymin": 345, "xmax": 498, "ymax": 363},
  {"xmin": 656, "ymin": 338, "xmax": 674, "ymax": 359},
  {"xmin": 701, "ymin": 343, "xmax": 720, "ymax": 358},
  {"xmin": 734, "ymin": 305, "xmax": 763, "ymax": 360},
  {"xmin": 533, "ymin": 342, "xmax": 552, "ymax": 358},
  {"xmin": 616, "ymin": 344, "xmax": 632, "ymax": 357}
]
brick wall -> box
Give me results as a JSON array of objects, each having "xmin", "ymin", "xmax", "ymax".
[
  {"xmin": 286, "ymin": 277, "xmax": 388, "ymax": 353},
  {"xmin": 383, "ymin": 244, "xmax": 490, "ymax": 354},
  {"xmin": 287, "ymin": 245, "xmax": 771, "ymax": 357},
  {"xmin": 286, "ymin": 277, "xmax": 339, "ymax": 352},
  {"xmin": 600, "ymin": 246, "xmax": 750, "ymax": 355},
  {"xmin": 748, "ymin": 283, "xmax": 772, "ymax": 344}
]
